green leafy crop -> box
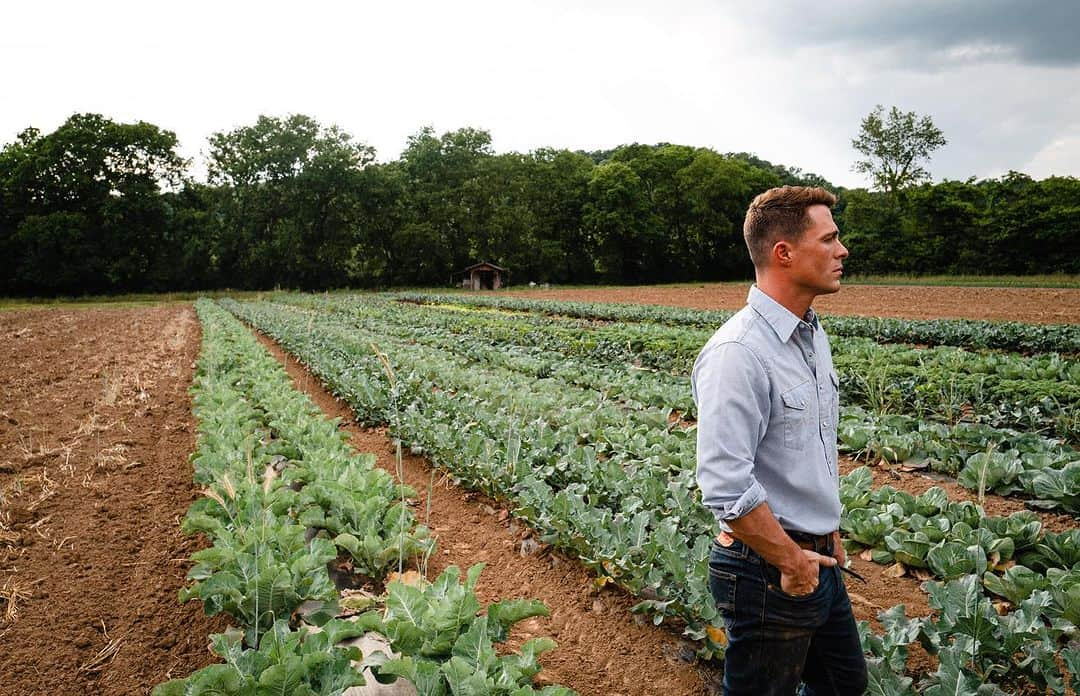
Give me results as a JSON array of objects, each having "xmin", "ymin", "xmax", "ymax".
[
  {"xmin": 359, "ymin": 564, "xmax": 574, "ymax": 696},
  {"xmin": 152, "ymin": 619, "xmax": 367, "ymax": 696}
]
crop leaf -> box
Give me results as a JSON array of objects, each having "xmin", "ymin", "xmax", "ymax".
[
  {"xmin": 1029, "ymin": 462, "xmax": 1080, "ymax": 511},
  {"xmin": 928, "ymin": 543, "xmax": 987, "ymax": 581},
  {"xmin": 376, "ymin": 656, "xmax": 447, "ymax": 696},
  {"xmin": 864, "ymin": 657, "xmax": 915, "ymax": 696},
  {"xmin": 921, "ymin": 645, "xmax": 1007, "ymax": 696},
  {"xmin": 981, "ymin": 566, "xmax": 1046, "ymax": 605},
  {"xmin": 885, "ymin": 530, "xmax": 932, "ymax": 569},
  {"xmin": 957, "ymin": 451, "xmax": 1023, "ymax": 497},
  {"xmin": 151, "ymin": 620, "xmax": 364, "ymax": 696},
  {"xmin": 487, "ymin": 599, "xmax": 551, "ymax": 643}
]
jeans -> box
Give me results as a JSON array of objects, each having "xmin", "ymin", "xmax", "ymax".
[{"xmin": 708, "ymin": 537, "xmax": 868, "ymax": 696}]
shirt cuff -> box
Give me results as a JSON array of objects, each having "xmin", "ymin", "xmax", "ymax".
[{"xmin": 713, "ymin": 480, "xmax": 767, "ymax": 522}]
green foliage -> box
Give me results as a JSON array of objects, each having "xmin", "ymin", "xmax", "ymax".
[
  {"xmin": 207, "ymin": 114, "xmax": 376, "ymax": 290},
  {"xmin": 358, "ymin": 564, "xmax": 568, "ymax": 696},
  {"xmin": 841, "ymin": 173, "xmax": 1080, "ymax": 277},
  {"xmin": 0, "ymin": 113, "xmax": 187, "ymax": 295},
  {"xmin": 1017, "ymin": 529, "xmax": 1080, "ymax": 572},
  {"xmin": 223, "ymin": 292, "xmax": 1076, "ymax": 685},
  {"xmin": 851, "ymin": 104, "xmax": 947, "ymax": 197},
  {"xmin": 296, "ymin": 460, "xmax": 432, "ymax": 580},
  {"xmin": 151, "ymin": 619, "xmax": 367, "ymax": 696},
  {"xmin": 178, "ymin": 508, "xmax": 339, "ymax": 647},
  {"xmin": 223, "ymin": 296, "xmax": 724, "ymax": 651},
  {"xmin": 164, "ymin": 300, "xmax": 570, "ymax": 695},
  {"xmin": 916, "ymin": 576, "xmax": 1072, "ymax": 695},
  {"xmin": 838, "ymin": 410, "xmax": 1079, "ymax": 511},
  {"xmin": 957, "ymin": 451, "xmax": 1024, "ymax": 496},
  {"xmin": 398, "ymin": 292, "xmax": 1080, "ymax": 354},
  {"xmin": 6, "ymin": 109, "xmax": 1078, "ymax": 296}
]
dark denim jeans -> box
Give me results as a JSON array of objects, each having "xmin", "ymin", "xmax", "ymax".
[{"xmin": 708, "ymin": 537, "xmax": 868, "ymax": 696}]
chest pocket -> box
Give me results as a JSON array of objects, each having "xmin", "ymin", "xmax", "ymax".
[{"xmin": 781, "ymin": 381, "xmax": 814, "ymax": 451}]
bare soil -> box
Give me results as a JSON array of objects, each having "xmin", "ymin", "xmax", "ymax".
[
  {"xmin": 0, "ymin": 306, "xmax": 226, "ymax": 695},
  {"xmin": 503, "ymin": 283, "xmax": 1080, "ymax": 325}
]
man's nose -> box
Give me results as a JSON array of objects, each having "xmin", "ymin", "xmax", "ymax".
[{"xmin": 837, "ymin": 241, "xmax": 849, "ymax": 258}]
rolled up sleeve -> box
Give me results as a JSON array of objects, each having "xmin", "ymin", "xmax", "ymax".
[{"xmin": 692, "ymin": 341, "xmax": 770, "ymax": 523}]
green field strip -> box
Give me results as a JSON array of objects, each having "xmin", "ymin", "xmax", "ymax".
[
  {"xmin": 296, "ymin": 292, "xmax": 1080, "ymax": 443},
  {"xmin": 395, "ymin": 292, "xmax": 1080, "ymax": 354}
]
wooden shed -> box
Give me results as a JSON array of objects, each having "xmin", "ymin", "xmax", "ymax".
[{"xmin": 453, "ymin": 262, "xmax": 507, "ymax": 290}]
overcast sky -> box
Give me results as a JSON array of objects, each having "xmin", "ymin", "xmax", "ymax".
[{"xmin": 3, "ymin": 0, "xmax": 1078, "ymax": 188}]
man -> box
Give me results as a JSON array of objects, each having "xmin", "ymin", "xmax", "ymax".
[{"xmin": 692, "ymin": 186, "xmax": 867, "ymax": 695}]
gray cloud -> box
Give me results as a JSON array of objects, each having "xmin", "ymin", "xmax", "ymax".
[{"xmin": 752, "ymin": 0, "xmax": 1080, "ymax": 68}]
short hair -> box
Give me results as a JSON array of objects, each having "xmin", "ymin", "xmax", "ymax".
[{"xmin": 743, "ymin": 186, "xmax": 837, "ymax": 267}]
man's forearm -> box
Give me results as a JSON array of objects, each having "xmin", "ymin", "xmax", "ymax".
[{"xmin": 726, "ymin": 502, "xmax": 805, "ymax": 574}]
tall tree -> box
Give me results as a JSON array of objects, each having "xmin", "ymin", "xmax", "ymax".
[
  {"xmin": 0, "ymin": 113, "xmax": 186, "ymax": 294},
  {"xmin": 523, "ymin": 148, "xmax": 595, "ymax": 283},
  {"xmin": 207, "ymin": 114, "xmax": 375, "ymax": 288},
  {"xmin": 680, "ymin": 151, "xmax": 781, "ymax": 279},
  {"xmin": 398, "ymin": 126, "xmax": 496, "ymax": 283},
  {"xmin": 852, "ymin": 105, "xmax": 947, "ymax": 197},
  {"xmin": 584, "ymin": 161, "xmax": 656, "ymax": 282}
]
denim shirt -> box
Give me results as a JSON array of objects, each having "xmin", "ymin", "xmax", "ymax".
[{"xmin": 692, "ymin": 286, "xmax": 841, "ymax": 535}]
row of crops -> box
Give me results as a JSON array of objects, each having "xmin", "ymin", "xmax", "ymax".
[
  {"xmin": 219, "ymin": 292, "xmax": 1079, "ymax": 694},
  {"xmin": 158, "ymin": 300, "xmax": 574, "ymax": 695},
  {"xmin": 300, "ymin": 292, "xmax": 1080, "ymax": 508},
  {"xmin": 405, "ymin": 293, "xmax": 1080, "ymax": 506},
  {"xmin": 393, "ymin": 292, "xmax": 1080, "ymax": 354}
]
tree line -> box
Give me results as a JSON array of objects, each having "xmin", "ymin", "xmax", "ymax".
[{"xmin": 1, "ymin": 112, "xmax": 1077, "ymax": 296}]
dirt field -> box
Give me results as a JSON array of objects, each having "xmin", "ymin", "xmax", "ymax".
[
  {"xmin": 0, "ymin": 307, "xmax": 226, "ymax": 695},
  {"xmin": 504, "ymin": 283, "xmax": 1080, "ymax": 324},
  {"xmin": 0, "ymin": 286, "xmax": 1074, "ymax": 694}
]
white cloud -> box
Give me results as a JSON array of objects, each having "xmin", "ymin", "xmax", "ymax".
[
  {"xmin": 1, "ymin": 0, "xmax": 1078, "ymax": 190},
  {"xmin": 1024, "ymin": 133, "xmax": 1080, "ymax": 179}
]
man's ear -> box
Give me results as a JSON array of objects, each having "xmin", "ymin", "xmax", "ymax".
[{"xmin": 771, "ymin": 240, "xmax": 792, "ymax": 267}]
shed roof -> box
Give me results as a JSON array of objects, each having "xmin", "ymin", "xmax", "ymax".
[{"xmin": 461, "ymin": 262, "xmax": 506, "ymax": 273}]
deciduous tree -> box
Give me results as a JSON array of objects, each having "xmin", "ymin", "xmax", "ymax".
[{"xmin": 852, "ymin": 105, "xmax": 947, "ymax": 197}]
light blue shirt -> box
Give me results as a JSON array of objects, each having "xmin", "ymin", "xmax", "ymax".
[{"xmin": 692, "ymin": 286, "xmax": 841, "ymax": 535}]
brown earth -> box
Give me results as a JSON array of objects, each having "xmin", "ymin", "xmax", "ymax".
[
  {"xmin": 0, "ymin": 306, "xmax": 226, "ymax": 695},
  {"xmin": 503, "ymin": 283, "xmax": 1080, "ymax": 325}
]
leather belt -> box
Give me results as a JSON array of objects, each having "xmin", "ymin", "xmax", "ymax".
[{"xmin": 785, "ymin": 529, "xmax": 833, "ymax": 554}]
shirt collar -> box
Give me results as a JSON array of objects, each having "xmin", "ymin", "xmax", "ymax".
[{"xmin": 747, "ymin": 285, "xmax": 817, "ymax": 343}]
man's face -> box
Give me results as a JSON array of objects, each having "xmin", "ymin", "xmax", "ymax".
[{"xmin": 787, "ymin": 205, "xmax": 848, "ymax": 296}]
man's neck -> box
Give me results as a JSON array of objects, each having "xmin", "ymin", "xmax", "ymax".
[{"xmin": 755, "ymin": 275, "xmax": 814, "ymax": 319}]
